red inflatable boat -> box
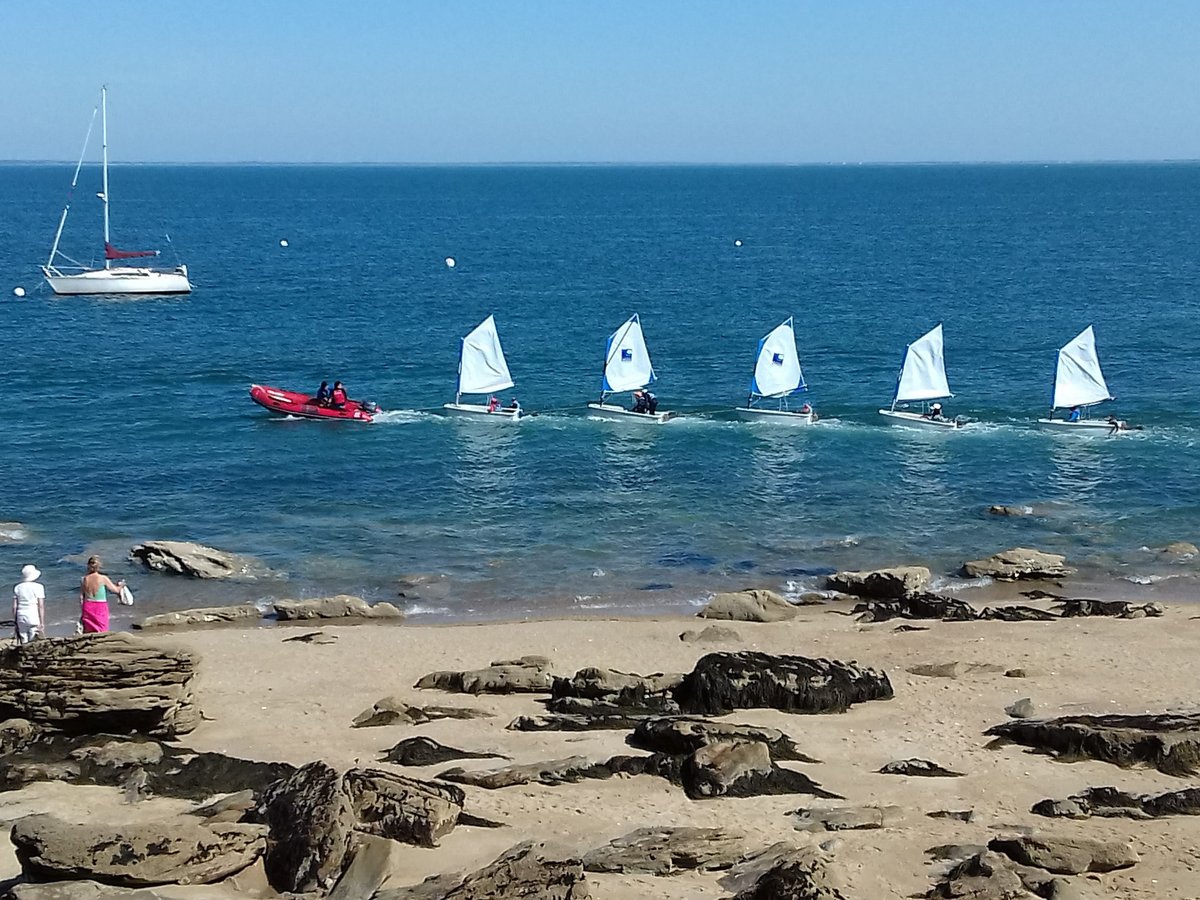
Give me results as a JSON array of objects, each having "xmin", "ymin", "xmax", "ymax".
[{"xmin": 249, "ymin": 384, "xmax": 381, "ymax": 423}]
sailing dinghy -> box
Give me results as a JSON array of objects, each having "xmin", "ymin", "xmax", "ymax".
[
  {"xmin": 443, "ymin": 315, "xmax": 523, "ymax": 421},
  {"xmin": 1036, "ymin": 326, "xmax": 1118, "ymax": 431},
  {"xmin": 42, "ymin": 87, "xmax": 191, "ymax": 296},
  {"xmin": 878, "ymin": 323, "xmax": 966, "ymax": 430},
  {"xmin": 735, "ymin": 317, "xmax": 814, "ymax": 424},
  {"xmin": 586, "ymin": 314, "xmax": 675, "ymax": 423}
]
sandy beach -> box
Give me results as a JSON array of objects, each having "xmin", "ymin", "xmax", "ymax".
[{"xmin": 2, "ymin": 590, "xmax": 1197, "ymax": 898}]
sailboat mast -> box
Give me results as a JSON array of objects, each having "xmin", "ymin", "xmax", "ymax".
[
  {"xmin": 46, "ymin": 102, "xmax": 99, "ymax": 268},
  {"xmin": 101, "ymin": 86, "xmax": 111, "ymax": 270}
]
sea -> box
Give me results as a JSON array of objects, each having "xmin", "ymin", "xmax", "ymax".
[{"xmin": 1, "ymin": 163, "xmax": 1198, "ymax": 631}]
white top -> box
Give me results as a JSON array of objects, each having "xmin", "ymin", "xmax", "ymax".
[
  {"xmin": 751, "ymin": 317, "xmax": 805, "ymax": 398},
  {"xmin": 13, "ymin": 582, "xmax": 44, "ymax": 624},
  {"xmin": 603, "ymin": 314, "xmax": 656, "ymax": 393},
  {"xmin": 894, "ymin": 323, "xmax": 951, "ymax": 403},
  {"xmin": 1052, "ymin": 325, "xmax": 1112, "ymax": 409},
  {"xmin": 457, "ymin": 315, "xmax": 515, "ymax": 396}
]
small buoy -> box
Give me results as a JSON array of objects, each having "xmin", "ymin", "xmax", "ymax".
[
  {"xmin": 12, "ymin": 287, "xmax": 26, "ymax": 298},
  {"xmin": 734, "ymin": 239, "xmax": 743, "ymax": 247},
  {"xmin": 279, "ymin": 239, "xmax": 289, "ymax": 248},
  {"xmin": 445, "ymin": 257, "xmax": 456, "ymax": 268}
]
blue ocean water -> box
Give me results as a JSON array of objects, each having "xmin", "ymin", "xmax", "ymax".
[{"xmin": 1, "ymin": 163, "xmax": 1198, "ymax": 624}]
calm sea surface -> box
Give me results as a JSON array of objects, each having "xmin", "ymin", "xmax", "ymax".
[{"xmin": 1, "ymin": 163, "xmax": 1198, "ymax": 628}]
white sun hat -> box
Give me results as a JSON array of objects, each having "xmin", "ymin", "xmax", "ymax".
[{"xmin": 20, "ymin": 565, "xmax": 40, "ymax": 582}]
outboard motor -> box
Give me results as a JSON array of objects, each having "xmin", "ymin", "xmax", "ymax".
[{"xmin": 360, "ymin": 401, "xmax": 379, "ymax": 414}]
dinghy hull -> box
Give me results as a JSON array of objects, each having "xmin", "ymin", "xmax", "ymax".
[
  {"xmin": 878, "ymin": 409, "xmax": 964, "ymax": 430},
  {"xmin": 586, "ymin": 402, "xmax": 674, "ymax": 424},
  {"xmin": 442, "ymin": 403, "xmax": 522, "ymax": 421},
  {"xmin": 1035, "ymin": 418, "xmax": 1119, "ymax": 433},
  {"xmin": 735, "ymin": 407, "xmax": 814, "ymax": 425},
  {"xmin": 43, "ymin": 266, "xmax": 191, "ymax": 296}
]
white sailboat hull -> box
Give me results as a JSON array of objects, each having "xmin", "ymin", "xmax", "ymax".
[
  {"xmin": 586, "ymin": 402, "xmax": 674, "ymax": 424},
  {"xmin": 1035, "ymin": 418, "xmax": 1118, "ymax": 432},
  {"xmin": 735, "ymin": 407, "xmax": 814, "ymax": 425},
  {"xmin": 43, "ymin": 266, "xmax": 191, "ymax": 296},
  {"xmin": 442, "ymin": 403, "xmax": 522, "ymax": 421},
  {"xmin": 878, "ymin": 409, "xmax": 964, "ymax": 430}
]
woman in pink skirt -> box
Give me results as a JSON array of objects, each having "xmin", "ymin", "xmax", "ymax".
[{"xmin": 79, "ymin": 556, "xmax": 125, "ymax": 634}]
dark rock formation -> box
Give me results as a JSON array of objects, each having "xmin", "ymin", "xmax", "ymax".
[
  {"xmin": 11, "ymin": 814, "xmax": 265, "ymax": 886},
  {"xmin": 507, "ymin": 711, "xmax": 654, "ymax": 732},
  {"xmin": 792, "ymin": 806, "xmax": 903, "ymax": 831},
  {"xmin": 376, "ymin": 841, "xmax": 589, "ymax": 899},
  {"xmin": 825, "ymin": 566, "xmax": 931, "ymax": 599},
  {"xmin": 551, "ymin": 667, "xmax": 681, "ymax": 707},
  {"xmin": 961, "ymin": 547, "xmax": 1074, "ymax": 580},
  {"xmin": 986, "ymin": 711, "xmax": 1200, "ymax": 775},
  {"xmin": 682, "ymin": 739, "xmax": 835, "ymax": 800},
  {"xmin": 274, "ymin": 595, "xmax": 403, "ymax": 621},
  {"xmin": 679, "ymin": 624, "xmax": 742, "ymax": 643},
  {"xmin": 853, "ymin": 594, "xmax": 976, "ymax": 623},
  {"xmin": 674, "ymin": 652, "xmax": 893, "ymax": 715},
  {"xmin": 878, "ymin": 758, "xmax": 964, "ymax": 777},
  {"xmin": 1059, "ymin": 599, "xmax": 1164, "ymax": 619},
  {"xmin": 988, "ymin": 834, "xmax": 1138, "ymax": 874},
  {"xmin": 352, "ymin": 697, "xmax": 491, "ymax": 728},
  {"xmin": 282, "ymin": 630, "xmax": 339, "ymax": 644},
  {"xmin": 132, "ymin": 605, "xmax": 263, "ymax": 629},
  {"xmin": 1033, "ymin": 784, "xmax": 1200, "ymax": 819},
  {"xmin": 415, "ymin": 656, "xmax": 555, "ymax": 694},
  {"xmin": 988, "ymin": 505, "xmax": 1035, "ymax": 517},
  {"xmin": 723, "ymin": 844, "xmax": 848, "ymax": 900},
  {"xmin": 979, "ymin": 605, "xmax": 1057, "ymax": 622},
  {"xmin": 0, "ymin": 634, "xmax": 198, "ymax": 738},
  {"xmin": 343, "ymin": 768, "xmax": 463, "ymax": 847},
  {"xmin": 927, "ymin": 809, "xmax": 975, "ymax": 822},
  {"xmin": 629, "ymin": 716, "xmax": 818, "ymax": 762},
  {"xmin": 381, "ymin": 737, "xmax": 506, "ymax": 766},
  {"xmin": 128, "ymin": 540, "xmax": 257, "ymax": 579},
  {"xmin": 696, "ymin": 589, "xmax": 800, "ymax": 622},
  {"xmin": 926, "ymin": 851, "xmax": 1030, "ymax": 899},
  {"xmin": 257, "ymin": 761, "xmax": 353, "ymax": 893},
  {"xmin": 582, "ymin": 826, "xmax": 746, "ymax": 874}
]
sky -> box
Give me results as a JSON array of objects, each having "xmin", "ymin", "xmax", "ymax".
[{"xmin": 2, "ymin": 1, "xmax": 1198, "ymax": 164}]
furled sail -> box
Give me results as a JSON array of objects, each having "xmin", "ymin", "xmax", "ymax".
[{"xmin": 104, "ymin": 242, "xmax": 159, "ymax": 260}]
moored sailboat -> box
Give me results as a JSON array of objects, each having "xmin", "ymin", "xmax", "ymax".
[
  {"xmin": 42, "ymin": 86, "xmax": 191, "ymax": 296},
  {"xmin": 878, "ymin": 323, "xmax": 966, "ymax": 429},
  {"xmin": 443, "ymin": 315, "xmax": 523, "ymax": 421},
  {"xmin": 586, "ymin": 314, "xmax": 675, "ymax": 423},
  {"xmin": 1036, "ymin": 326, "xmax": 1119, "ymax": 431},
  {"xmin": 735, "ymin": 317, "xmax": 814, "ymax": 424}
]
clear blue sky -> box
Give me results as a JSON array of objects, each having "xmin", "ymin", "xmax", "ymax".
[{"xmin": 3, "ymin": 1, "xmax": 1197, "ymax": 163}]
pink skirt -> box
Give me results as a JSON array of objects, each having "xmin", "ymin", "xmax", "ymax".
[{"xmin": 81, "ymin": 600, "xmax": 109, "ymax": 634}]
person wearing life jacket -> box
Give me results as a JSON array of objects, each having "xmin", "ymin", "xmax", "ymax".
[
  {"xmin": 643, "ymin": 390, "xmax": 658, "ymax": 414},
  {"xmin": 487, "ymin": 396, "xmax": 500, "ymax": 413},
  {"xmin": 329, "ymin": 381, "xmax": 348, "ymax": 410},
  {"xmin": 314, "ymin": 381, "xmax": 331, "ymax": 407}
]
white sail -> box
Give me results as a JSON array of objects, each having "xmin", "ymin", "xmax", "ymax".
[
  {"xmin": 894, "ymin": 323, "xmax": 951, "ymax": 403},
  {"xmin": 750, "ymin": 317, "xmax": 804, "ymax": 398},
  {"xmin": 1051, "ymin": 325, "xmax": 1111, "ymax": 409},
  {"xmin": 602, "ymin": 314, "xmax": 656, "ymax": 393},
  {"xmin": 457, "ymin": 315, "xmax": 514, "ymax": 395}
]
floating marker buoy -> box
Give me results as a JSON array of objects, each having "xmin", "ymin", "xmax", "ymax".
[
  {"xmin": 445, "ymin": 257, "xmax": 456, "ymax": 268},
  {"xmin": 12, "ymin": 287, "xmax": 25, "ymax": 298},
  {"xmin": 734, "ymin": 239, "xmax": 743, "ymax": 247},
  {"xmin": 279, "ymin": 239, "xmax": 289, "ymax": 247}
]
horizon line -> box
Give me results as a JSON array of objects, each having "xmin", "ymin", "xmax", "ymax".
[{"xmin": 2, "ymin": 158, "xmax": 1199, "ymax": 168}]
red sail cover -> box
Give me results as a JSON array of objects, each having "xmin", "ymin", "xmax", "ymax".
[{"xmin": 104, "ymin": 242, "xmax": 159, "ymax": 260}]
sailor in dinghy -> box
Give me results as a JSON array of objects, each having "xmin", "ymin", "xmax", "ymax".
[
  {"xmin": 736, "ymin": 316, "xmax": 815, "ymax": 424},
  {"xmin": 1036, "ymin": 326, "xmax": 1135, "ymax": 432},
  {"xmin": 443, "ymin": 315, "xmax": 523, "ymax": 421},
  {"xmin": 586, "ymin": 314, "xmax": 676, "ymax": 423},
  {"xmin": 878, "ymin": 323, "xmax": 968, "ymax": 430}
]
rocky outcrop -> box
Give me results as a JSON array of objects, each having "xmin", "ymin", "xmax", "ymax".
[
  {"xmin": 727, "ymin": 845, "xmax": 848, "ymax": 900},
  {"xmin": 697, "ymin": 589, "xmax": 799, "ymax": 622},
  {"xmin": 792, "ymin": 806, "xmax": 903, "ymax": 832},
  {"xmin": 133, "ymin": 605, "xmax": 263, "ymax": 630},
  {"xmin": 988, "ymin": 505, "xmax": 1035, "ymax": 516},
  {"xmin": 258, "ymin": 761, "xmax": 354, "ymax": 893},
  {"xmin": 128, "ymin": 541, "xmax": 259, "ymax": 579},
  {"xmin": 381, "ymin": 737, "xmax": 506, "ymax": 766},
  {"xmin": 1033, "ymin": 785, "xmax": 1200, "ymax": 819},
  {"xmin": 376, "ymin": 841, "xmax": 589, "ymax": 899},
  {"xmin": 878, "ymin": 758, "xmax": 964, "ymax": 777},
  {"xmin": 582, "ymin": 827, "xmax": 746, "ymax": 874},
  {"xmin": 986, "ymin": 711, "xmax": 1200, "ymax": 775},
  {"xmin": 352, "ymin": 697, "xmax": 491, "ymax": 728},
  {"xmin": 551, "ymin": 667, "xmax": 681, "ymax": 705},
  {"xmin": 438, "ymin": 756, "xmax": 615, "ymax": 790},
  {"xmin": 629, "ymin": 716, "xmax": 818, "ymax": 762},
  {"xmin": 926, "ymin": 851, "xmax": 1033, "ymax": 899},
  {"xmin": 961, "ymin": 547, "xmax": 1074, "ymax": 580},
  {"xmin": 0, "ymin": 634, "xmax": 198, "ymax": 737},
  {"xmin": 343, "ymin": 768, "xmax": 463, "ymax": 847},
  {"xmin": 11, "ymin": 814, "xmax": 265, "ymax": 886},
  {"xmin": 1158, "ymin": 541, "xmax": 1198, "ymax": 558},
  {"xmin": 674, "ymin": 652, "xmax": 893, "ymax": 716},
  {"xmin": 853, "ymin": 594, "xmax": 976, "ymax": 623},
  {"xmin": 415, "ymin": 656, "xmax": 555, "ymax": 694},
  {"xmin": 825, "ymin": 566, "xmax": 930, "ymax": 599},
  {"xmin": 1058, "ymin": 599, "xmax": 1164, "ymax": 619},
  {"xmin": 988, "ymin": 834, "xmax": 1137, "ymax": 874},
  {"xmin": 679, "ymin": 624, "xmax": 742, "ymax": 643},
  {"xmin": 507, "ymin": 710, "xmax": 653, "ymax": 732},
  {"xmin": 274, "ymin": 595, "xmax": 403, "ymax": 621}
]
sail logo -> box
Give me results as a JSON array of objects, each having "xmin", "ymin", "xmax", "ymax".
[
  {"xmin": 772, "ymin": 353, "xmax": 785, "ymax": 365},
  {"xmin": 621, "ymin": 349, "xmax": 633, "ymax": 361}
]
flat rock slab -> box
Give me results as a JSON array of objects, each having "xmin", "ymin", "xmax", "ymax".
[
  {"xmin": 0, "ymin": 634, "xmax": 198, "ymax": 738},
  {"xmin": 582, "ymin": 826, "xmax": 747, "ymax": 875},
  {"xmin": 630, "ymin": 716, "xmax": 819, "ymax": 762},
  {"xmin": 697, "ymin": 589, "xmax": 800, "ymax": 622},
  {"xmin": 382, "ymin": 737, "xmax": 507, "ymax": 766},
  {"xmin": 129, "ymin": 541, "xmax": 260, "ymax": 579},
  {"xmin": 12, "ymin": 814, "xmax": 265, "ymax": 886},
  {"xmin": 726, "ymin": 845, "xmax": 848, "ymax": 900},
  {"xmin": 274, "ymin": 595, "xmax": 403, "ymax": 621},
  {"xmin": 961, "ymin": 547, "xmax": 1074, "ymax": 580},
  {"xmin": 438, "ymin": 756, "xmax": 602, "ymax": 789},
  {"xmin": 825, "ymin": 566, "xmax": 931, "ymax": 599},
  {"xmin": 352, "ymin": 697, "xmax": 492, "ymax": 728},
  {"xmin": 343, "ymin": 767, "xmax": 464, "ymax": 847},
  {"xmin": 878, "ymin": 758, "xmax": 965, "ymax": 777},
  {"xmin": 989, "ymin": 834, "xmax": 1138, "ymax": 875},
  {"xmin": 907, "ymin": 661, "xmax": 1006, "ymax": 679},
  {"xmin": 792, "ymin": 805, "xmax": 904, "ymax": 831},
  {"xmin": 552, "ymin": 667, "xmax": 682, "ymax": 703},
  {"xmin": 133, "ymin": 605, "xmax": 263, "ymax": 630},
  {"xmin": 1033, "ymin": 785, "xmax": 1200, "ymax": 820},
  {"xmin": 674, "ymin": 651, "xmax": 893, "ymax": 715},
  {"xmin": 377, "ymin": 841, "xmax": 589, "ymax": 899},
  {"xmin": 8, "ymin": 883, "xmax": 251, "ymax": 900},
  {"xmin": 679, "ymin": 624, "xmax": 742, "ymax": 643},
  {"xmin": 508, "ymin": 711, "xmax": 653, "ymax": 732},
  {"xmin": 329, "ymin": 835, "xmax": 401, "ymax": 900},
  {"xmin": 415, "ymin": 656, "xmax": 555, "ymax": 694},
  {"xmin": 986, "ymin": 711, "xmax": 1200, "ymax": 775}
]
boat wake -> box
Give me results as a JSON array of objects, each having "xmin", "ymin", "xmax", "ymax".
[{"xmin": 372, "ymin": 409, "xmax": 439, "ymax": 425}]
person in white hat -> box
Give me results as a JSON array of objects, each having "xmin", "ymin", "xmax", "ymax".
[{"xmin": 13, "ymin": 565, "xmax": 45, "ymax": 644}]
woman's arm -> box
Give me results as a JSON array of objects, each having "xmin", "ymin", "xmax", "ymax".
[{"xmin": 101, "ymin": 575, "xmax": 124, "ymax": 593}]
